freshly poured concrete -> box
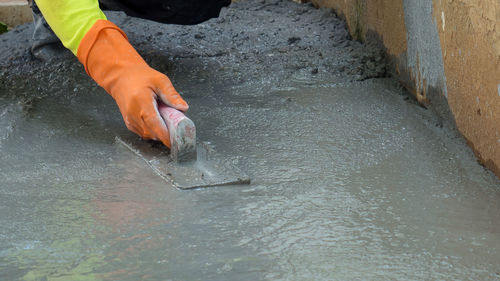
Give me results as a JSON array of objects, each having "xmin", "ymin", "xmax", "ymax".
[{"xmin": 1, "ymin": 0, "xmax": 500, "ymax": 280}]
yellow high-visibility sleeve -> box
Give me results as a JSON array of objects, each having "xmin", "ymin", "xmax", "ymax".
[{"xmin": 34, "ymin": 0, "xmax": 107, "ymax": 55}]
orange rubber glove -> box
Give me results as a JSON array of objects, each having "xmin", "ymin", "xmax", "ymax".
[{"xmin": 77, "ymin": 20, "xmax": 188, "ymax": 148}]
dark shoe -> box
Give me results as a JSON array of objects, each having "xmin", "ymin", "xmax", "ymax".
[
  {"xmin": 31, "ymin": 39, "xmax": 71, "ymax": 62},
  {"xmin": 30, "ymin": 0, "xmax": 72, "ymax": 61}
]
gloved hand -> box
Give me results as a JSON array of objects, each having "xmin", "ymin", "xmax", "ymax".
[{"xmin": 77, "ymin": 20, "xmax": 188, "ymax": 148}]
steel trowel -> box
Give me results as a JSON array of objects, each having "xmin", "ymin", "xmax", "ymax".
[{"xmin": 116, "ymin": 102, "xmax": 250, "ymax": 189}]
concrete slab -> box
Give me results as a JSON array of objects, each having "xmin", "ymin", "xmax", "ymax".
[
  {"xmin": 1, "ymin": 0, "xmax": 500, "ymax": 280},
  {"xmin": 0, "ymin": 0, "xmax": 31, "ymax": 28}
]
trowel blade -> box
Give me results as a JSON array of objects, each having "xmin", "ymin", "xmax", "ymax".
[{"xmin": 116, "ymin": 135, "xmax": 251, "ymax": 189}]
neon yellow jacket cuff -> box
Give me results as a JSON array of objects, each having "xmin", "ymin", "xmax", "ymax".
[{"xmin": 34, "ymin": 0, "xmax": 107, "ymax": 55}]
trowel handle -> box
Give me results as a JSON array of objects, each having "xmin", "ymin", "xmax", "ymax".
[
  {"xmin": 157, "ymin": 102, "xmax": 197, "ymax": 162},
  {"xmin": 158, "ymin": 102, "xmax": 190, "ymax": 129}
]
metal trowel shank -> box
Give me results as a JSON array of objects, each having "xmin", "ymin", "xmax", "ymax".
[{"xmin": 116, "ymin": 102, "xmax": 250, "ymax": 189}]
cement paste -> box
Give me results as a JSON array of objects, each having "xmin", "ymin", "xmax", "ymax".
[{"xmin": 1, "ymin": 0, "xmax": 500, "ymax": 280}]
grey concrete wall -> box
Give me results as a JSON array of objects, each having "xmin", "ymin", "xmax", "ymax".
[{"xmin": 402, "ymin": 0, "xmax": 447, "ymax": 99}]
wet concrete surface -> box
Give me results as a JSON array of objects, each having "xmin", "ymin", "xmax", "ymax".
[{"xmin": 1, "ymin": 0, "xmax": 500, "ymax": 280}]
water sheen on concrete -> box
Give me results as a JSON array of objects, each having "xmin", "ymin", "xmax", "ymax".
[{"xmin": 1, "ymin": 0, "xmax": 500, "ymax": 280}]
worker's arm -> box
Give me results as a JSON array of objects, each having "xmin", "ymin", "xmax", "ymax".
[{"xmin": 34, "ymin": 0, "xmax": 188, "ymax": 148}]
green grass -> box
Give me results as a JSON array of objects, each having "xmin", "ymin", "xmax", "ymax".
[{"xmin": 0, "ymin": 21, "xmax": 8, "ymax": 34}]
